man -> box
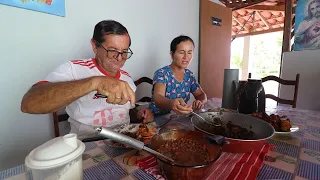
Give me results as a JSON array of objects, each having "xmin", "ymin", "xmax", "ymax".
[
  {"xmin": 295, "ymin": 0, "xmax": 320, "ymax": 49},
  {"xmin": 21, "ymin": 20, "xmax": 153, "ymax": 139}
]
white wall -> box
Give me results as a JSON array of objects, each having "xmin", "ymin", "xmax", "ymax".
[
  {"xmin": 280, "ymin": 50, "xmax": 320, "ymax": 111},
  {"xmin": 0, "ymin": 0, "xmax": 200, "ymax": 170}
]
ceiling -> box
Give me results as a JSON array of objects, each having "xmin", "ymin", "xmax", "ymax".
[{"xmin": 219, "ymin": 0, "xmax": 296, "ymax": 38}]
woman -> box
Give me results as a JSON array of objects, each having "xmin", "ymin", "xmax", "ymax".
[{"xmin": 149, "ymin": 35, "xmax": 207, "ymax": 115}]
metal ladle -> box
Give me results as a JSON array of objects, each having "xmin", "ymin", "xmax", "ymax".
[
  {"xmin": 190, "ymin": 111, "xmax": 222, "ymax": 127},
  {"xmin": 94, "ymin": 126, "xmax": 175, "ymax": 162}
]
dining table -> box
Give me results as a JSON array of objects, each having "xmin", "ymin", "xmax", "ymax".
[{"xmin": 1, "ymin": 98, "xmax": 320, "ymax": 180}]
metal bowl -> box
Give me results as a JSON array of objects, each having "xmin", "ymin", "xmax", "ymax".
[
  {"xmin": 148, "ymin": 129, "xmax": 222, "ymax": 180},
  {"xmin": 191, "ymin": 112, "xmax": 275, "ymax": 153}
]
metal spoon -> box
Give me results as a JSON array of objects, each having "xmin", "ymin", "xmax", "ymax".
[
  {"xmin": 94, "ymin": 126, "xmax": 175, "ymax": 162},
  {"xmin": 190, "ymin": 111, "xmax": 222, "ymax": 127}
]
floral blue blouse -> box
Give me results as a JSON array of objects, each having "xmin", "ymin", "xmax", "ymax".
[{"xmin": 149, "ymin": 66, "xmax": 200, "ymax": 114}]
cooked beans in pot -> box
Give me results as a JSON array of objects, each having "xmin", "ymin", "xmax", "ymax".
[{"xmin": 157, "ymin": 138, "xmax": 210, "ymax": 166}]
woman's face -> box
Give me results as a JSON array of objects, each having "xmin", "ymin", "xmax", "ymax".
[
  {"xmin": 171, "ymin": 41, "xmax": 194, "ymax": 69},
  {"xmin": 91, "ymin": 34, "xmax": 130, "ymax": 76}
]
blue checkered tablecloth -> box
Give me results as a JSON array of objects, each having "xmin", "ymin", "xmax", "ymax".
[{"xmin": 1, "ymin": 98, "xmax": 320, "ymax": 180}]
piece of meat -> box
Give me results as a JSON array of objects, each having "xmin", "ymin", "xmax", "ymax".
[
  {"xmin": 272, "ymin": 122, "xmax": 281, "ymax": 131},
  {"xmin": 281, "ymin": 119, "xmax": 292, "ymax": 132},
  {"xmin": 270, "ymin": 114, "xmax": 281, "ymax": 123}
]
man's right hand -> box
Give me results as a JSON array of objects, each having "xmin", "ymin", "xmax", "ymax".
[
  {"xmin": 93, "ymin": 76, "xmax": 135, "ymax": 105},
  {"xmin": 171, "ymin": 98, "xmax": 192, "ymax": 114}
]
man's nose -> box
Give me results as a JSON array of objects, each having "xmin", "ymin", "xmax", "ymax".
[{"xmin": 116, "ymin": 53, "xmax": 123, "ymax": 61}]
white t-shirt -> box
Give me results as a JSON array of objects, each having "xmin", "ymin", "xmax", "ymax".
[{"xmin": 39, "ymin": 58, "xmax": 136, "ymax": 139}]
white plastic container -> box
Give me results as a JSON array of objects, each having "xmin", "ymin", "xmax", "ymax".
[{"xmin": 25, "ymin": 134, "xmax": 85, "ymax": 180}]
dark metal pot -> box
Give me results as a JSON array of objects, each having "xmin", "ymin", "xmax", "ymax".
[
  {"xmin": 191, "ymin": 112, "xmax": 275, "ymax": 153},
  {"xmin": 148, "ymin": 129, "xmax": 224, "ymax": 180}
]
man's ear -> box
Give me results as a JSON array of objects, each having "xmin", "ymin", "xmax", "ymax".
[{"xmin": 91, "ymin": 39, "xmax": 98, "ymax": 54}]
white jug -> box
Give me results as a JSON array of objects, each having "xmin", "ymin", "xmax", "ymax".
[{"xmin": 25, "ymin": 134, "xmax": 85, "ymax": 180}]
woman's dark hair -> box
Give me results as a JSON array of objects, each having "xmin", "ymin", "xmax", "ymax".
[
  {"xmin": 92, "ymin": 20, "xmax": 131, "ymax": 46},
  {"xmin": 170, "ymin": 35, "xmax": 194, "ymax": 53}
]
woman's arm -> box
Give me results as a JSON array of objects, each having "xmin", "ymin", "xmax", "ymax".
[
  {"xmin": 192, "ymin": 86, "xmax": 207, "ymax": 104},
  {"xmin": 153, "ymin": 83, "xmax": 174, "ymax": 110},
  {"xmin": 191, "ymin": 86, "xmax": 207, "ymax": 110}
]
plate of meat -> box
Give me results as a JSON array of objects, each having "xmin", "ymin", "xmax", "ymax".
[
  {"xmin": 104, "ymin": 123, "xmax": 157, "ymax": 149},
  {"xmin": 251, "ymin": 113, "xmax": 299, "ymax": 134}
]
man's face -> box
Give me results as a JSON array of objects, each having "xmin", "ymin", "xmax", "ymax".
[
  {"xmin": 310, "ymin": 2, "xmax": 320, "ymax": 18},
  {"xmin": 92, "ymin": 34, "xmax": 131, "ymax": 76}
]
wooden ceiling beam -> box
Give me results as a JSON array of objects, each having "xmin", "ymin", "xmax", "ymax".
[
  {"xmin": 220, "ymin": 0, "xmax": 267, "ymax": 10},
  {"xmin": 232, "ymin": 0, "xmax": 267, "ymax": 11},
  {"xmin": 232, "ymin": 27, "xmax": 283, "ymax": 38},
  {"xmin": 232, "ymin": 15, "xmax": 250, "ymax": 31},
  {"xmin": 233, "ymin": 20, "xmax": 284, "ymax": 29},
  {"xmin": 233, "ymin": 22, "xmax": 283, "ymax": 30},
  {"xmin": 245, "ymin": 5, "xmax": 285, "ymax": 11},
  {"xmin": 256, "ymin": 11, "xmax": 270, "ymax": 29},
  {"xmin": 234, "ymin": 12, "xmax": 283, "ymax": 20}
]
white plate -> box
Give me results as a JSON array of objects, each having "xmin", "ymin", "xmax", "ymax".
[
  {"xmin": 104, "ymin": 123, "xmax": 141, "ymax": 149},
  {"xmin": 274, "ymin": 125, "xmax": 299, "ymax": 134}
]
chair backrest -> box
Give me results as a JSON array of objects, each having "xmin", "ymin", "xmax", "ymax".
[
  {"xmin": 52, "ymin": 111, "xmax": 69, "ymax": 137},
  {"xmin": 261, "ymin": 74, "xmax": 300, "ymax": 108},
  {"xmin": 134, "ymin": 77, "xmax": 153, "ymax": 103}
]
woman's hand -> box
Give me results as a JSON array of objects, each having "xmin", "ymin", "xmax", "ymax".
[
  {"xmin": 171, "ymin": 98, "xmax": 192, "ymax": 114},
  {"xmin": 192, "ymin": 100, "xmax": 204, "ymax": 110},
  {"xmin": 137, "ymin": 108, "xmax": 154, "ymax": 123}
]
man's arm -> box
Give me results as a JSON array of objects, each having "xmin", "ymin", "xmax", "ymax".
[
  {"xmin": 21, "ymin": 77, "xmax": 96, "ymax": 114},
  {"xmin": 21, "ymin": 76, "xmax": 135, "ymax": 114}
]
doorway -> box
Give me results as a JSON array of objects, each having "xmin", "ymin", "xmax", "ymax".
[{"xmin": 230, "ymin": 31, "xmax": 283, "ymax": 106}]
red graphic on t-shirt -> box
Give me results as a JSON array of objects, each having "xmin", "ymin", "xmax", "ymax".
[
  {"xmin": 92, "ymin": 108, "xmax": 114, "ymax": 127},
  {"xmin": 119, "ymin": 114, "xmax": 125, "ymax": 119}
]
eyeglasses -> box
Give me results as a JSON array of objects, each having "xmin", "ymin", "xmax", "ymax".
[{"xmin": 96, "ymin": 41, "xmax": 133, "ymax": 60}]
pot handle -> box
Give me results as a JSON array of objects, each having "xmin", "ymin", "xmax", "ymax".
[{"xmin": 206, "ymin": 135, "xmax": 230, "ymax": 146}]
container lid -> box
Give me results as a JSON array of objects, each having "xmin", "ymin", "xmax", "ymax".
[{"xmin": 25, "ymin": 134, "xmax": 85, "ymax": 169}]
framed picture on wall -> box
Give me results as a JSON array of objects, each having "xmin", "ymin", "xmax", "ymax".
[
  {"xmin": 0, "ymin": 0, "xmax": 65, "ymax": 17},
  {"xmin": 294, "ymin": 0, "xmax": 320, "ymax": 51}
]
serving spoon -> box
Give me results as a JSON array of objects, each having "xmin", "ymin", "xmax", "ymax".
[
  {"xmin": 190, "ymin": 111, "xmax": 222, "ymax": 127},
  {"xmin": 94, "ymin": 126, "xmax": 175, "ymax": 162}
]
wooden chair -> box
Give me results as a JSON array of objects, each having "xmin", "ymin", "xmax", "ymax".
[
  {"xmin": 134, "ymin": 77, "xmax": 153, "ymax": 103},
  {"xmin": 53, "ymin": 112, "xmax": 107, "ymax": 142},
  {"xmin": 261, "ymin": 74, "xmax": 300, "ymax": 108},
  {"xmin": 53, "ymin": 111, "xmax": 69, "ymax": 137}
]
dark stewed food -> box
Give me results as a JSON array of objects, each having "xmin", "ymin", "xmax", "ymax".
[{"xmin": 157, "ymin": 138, "xmax": 210, "ymax": 166}]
